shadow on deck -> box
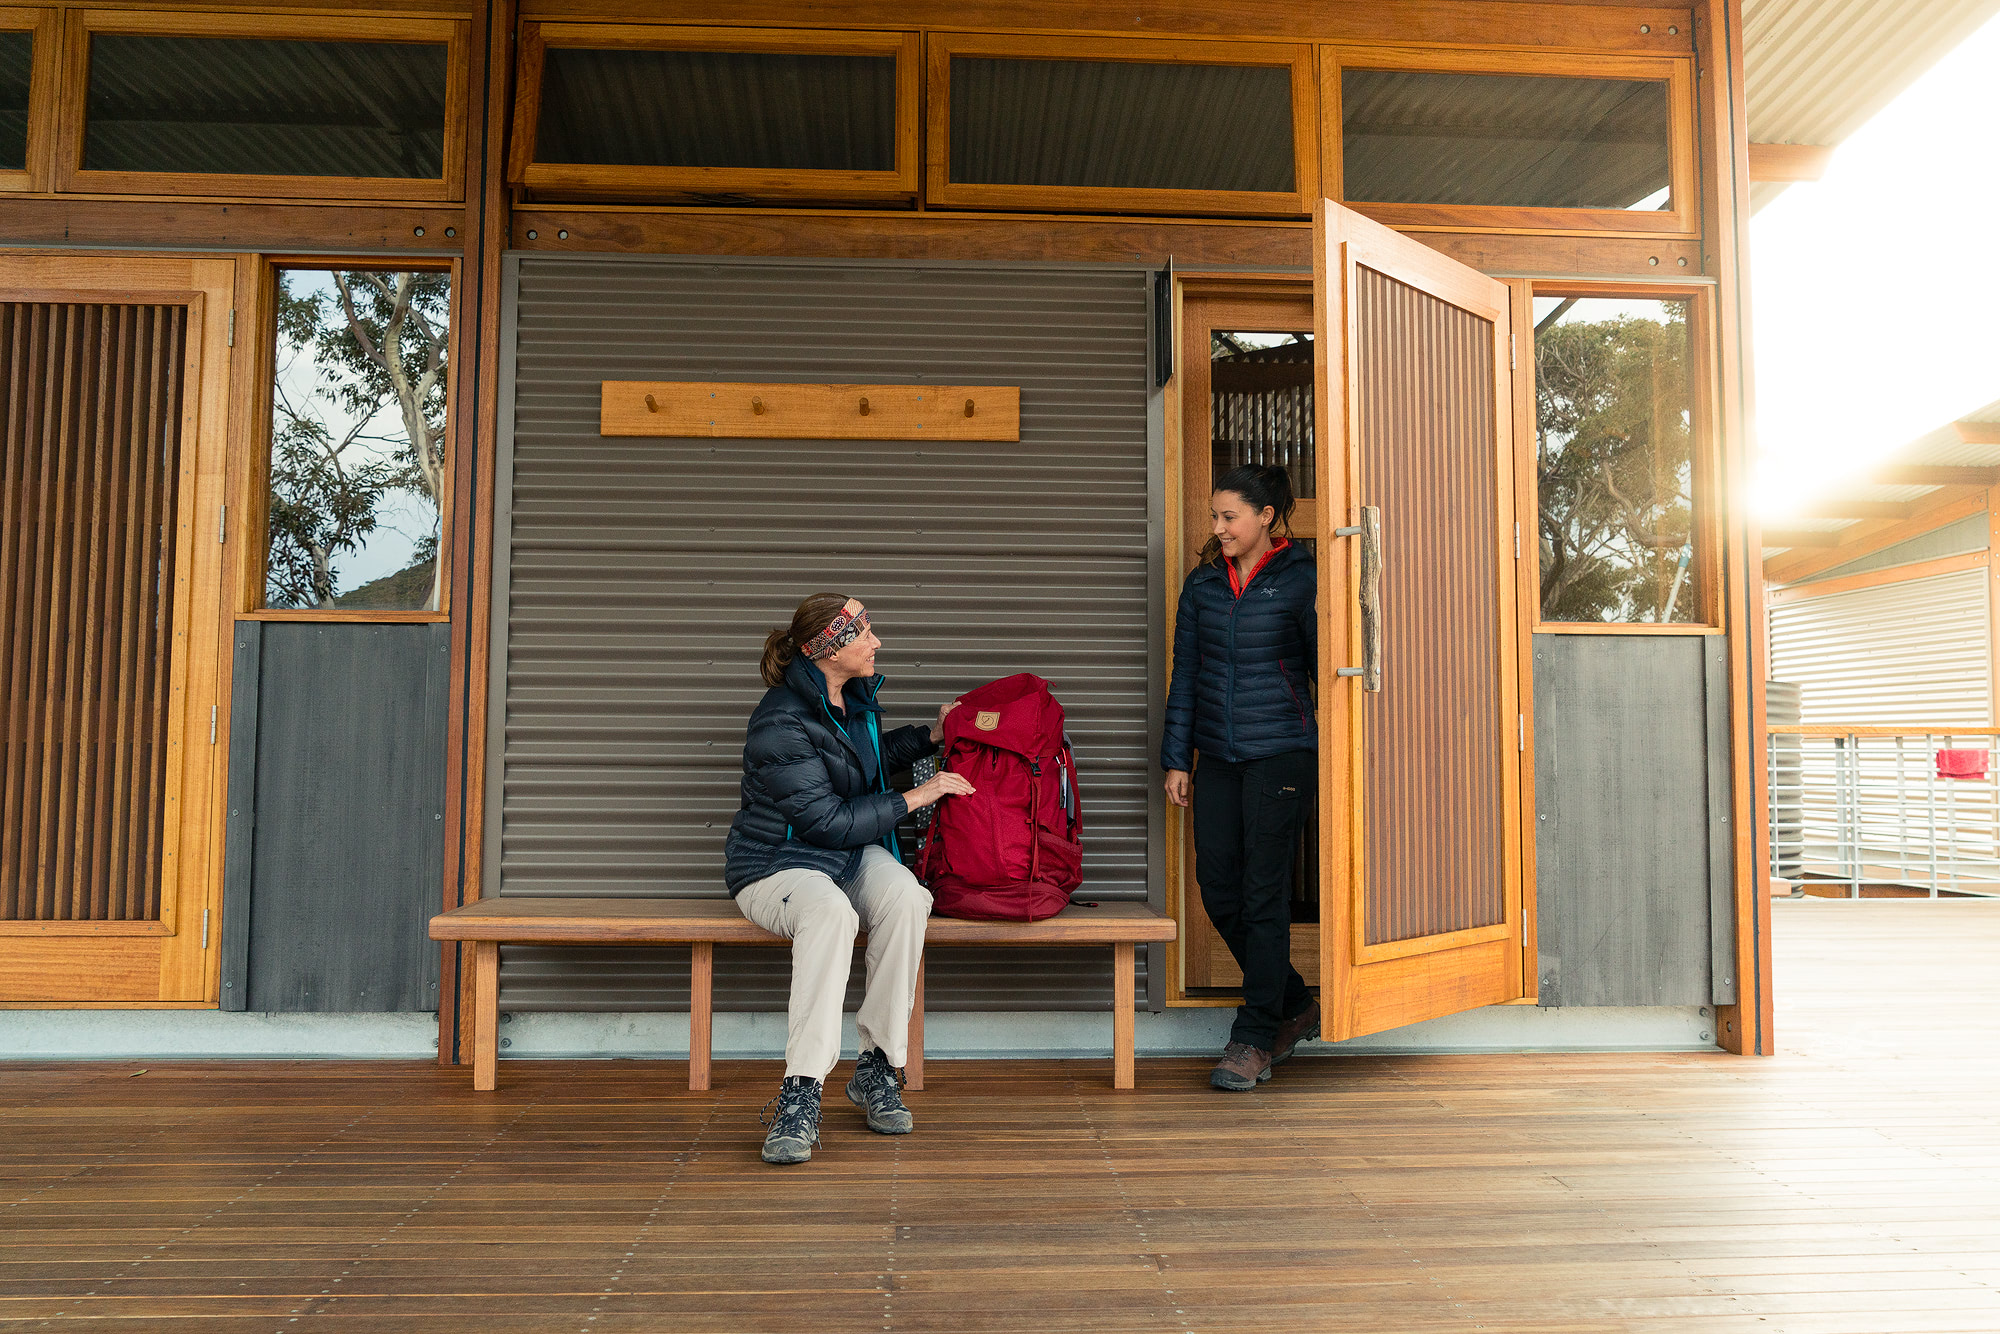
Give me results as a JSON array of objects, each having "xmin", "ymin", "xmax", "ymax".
[{"xmin": 2, "ymin": 899, "xmax": 1998, "ymax": 1333}]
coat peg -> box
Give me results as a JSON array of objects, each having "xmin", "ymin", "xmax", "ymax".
[
  {"xmin": 964, "ymin": 398, "xmax": 976, "ymax": 418},
  {"xmin": 644, "ymin": 394, "xmax": 658, "ymax": 413},
  {"xmin": 859, "ymin": 396, "xmax": 871, "ymax": 416},
  {"xmin": 752, "ymin": 396, "xmax": 765, "ymax": 416}
]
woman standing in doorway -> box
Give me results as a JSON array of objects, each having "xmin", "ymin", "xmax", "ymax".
[
  {"xmin": 1162, "ymin": 465, "xmax": 1321, "ymax": 1091},
  {"xmin": 725, "ymin": 593, "xmax": 971, "ymax": 1165}
]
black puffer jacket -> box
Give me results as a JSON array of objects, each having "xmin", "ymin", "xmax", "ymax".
[
  {"xmin": 1161, "ymin": 540, "xmax": 1317, "ymax": 772},
  {"xmin": 723, "ymin": 656, "xmax": 937, "ymax": 896}
]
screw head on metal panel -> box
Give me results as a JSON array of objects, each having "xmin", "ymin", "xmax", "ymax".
[
  {"xmin": 558, "ymin": 230, "xmax": 569, "ymax": 240},
  {"xmin": 445, "ymin": 227, "xmax": 456, "ymax": 238},
  {"xmin": 500, "ymin": 1038, "xmax": 512, "ymax": 1049},
  {"xmin": 526, "ymin": 229, "xmax": 538, "ymax": 240},
  {"xmin": 500, "ymin": 1013, "xmax": 512, "ymax": 1023},
  {"xmin": 413, "ymin": 227, "xmax": 424, "ymax": 237},
  {"xmin": 1699, "ymin": 1031, "xmax": 1713, "ymax": 1042}
]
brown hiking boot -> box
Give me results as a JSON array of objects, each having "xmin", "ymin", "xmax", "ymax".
[
  {"xmin": 1272, "ymin": 998, "xmax": 1322, "ymax": 1065},
  {"xmin": 1210, "ymin": 1041, "xmax": 1273, "ymax": 1091}
]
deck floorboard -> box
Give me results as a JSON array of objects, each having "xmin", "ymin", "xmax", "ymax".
[{"xmin": 3, "ymin": 900, "xmax": 1998, "ymax": 1331}]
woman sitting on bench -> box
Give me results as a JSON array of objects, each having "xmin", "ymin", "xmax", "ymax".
[{"xmin": 725, "ymin": 593, "xmax": 972, "ymax": 1165}]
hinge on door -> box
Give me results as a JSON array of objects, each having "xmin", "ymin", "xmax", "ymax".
[
  {"xmin": 1514, "ymin": 521, "xmax": 1521, "ymax": 559},
  {"xmin": 218, "ymin": 504, "xmax": 227, "ymax": 545},
  {"xmin": 201, "ymin": 908, "xmax": 210, "ymax": 950},
  {"xmin": 227, "ymin": 310, "xmax": 235, "ymax": 347},
  {"xmin": 1510, "ymin": 332, "xmax": 1517, "ymax": 371},
  {"xmin": 1519, "ymin": 714, "xmax": 1526, "ymax": 751},
  {"xmin": 209, "ymin": 704, "xmax": 217, "ymax": 745}
]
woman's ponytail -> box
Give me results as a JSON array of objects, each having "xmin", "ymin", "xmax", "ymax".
[
  {"xmin": 760, "ymin": 592, "xmax": 852, "ymax": 687},
  {"xmin": 1199, "ymin": 464, "xmax": 1298, "ymax": 566}
]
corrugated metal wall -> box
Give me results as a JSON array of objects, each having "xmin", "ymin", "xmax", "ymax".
[
  {"xmin": 490, "ymin": 256, "xmax": 1159, "ymax": 1014},
  {"xmin": 1810, "ymin": 513, "xmax": 1988, "ymax": 582},
  {"xmin": 1353, "ymin": 267, "xmax": 1506, "ymax": 946},
  {"xmin": 1769, "ymin": 569, "xmax": 1992, "ymax": 726}
]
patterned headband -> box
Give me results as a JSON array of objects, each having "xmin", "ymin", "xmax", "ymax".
[{"xmin": 801, "ymin": 606, "xmax": 869, "ymax": 660}]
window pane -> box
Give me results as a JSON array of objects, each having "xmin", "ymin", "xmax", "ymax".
[
  {"xmin": 951, "ymin": 57, "xmax": 1294, "ymax": 192},
  {"xmin": 84, "ymin": 35, "xmax": 448, "ymax": 178},
  {"xmin": 1211, "ymin": 330, "xmax": 1315, "ymax": 500},
  {"xmin": 1534, "ymin": 295, "xmax": 1696, "ymax": 623},
  {"xmin": 0, "ymin": 31, "xmax": 30, "ymax": 171},
  {"xmin": 1342, "ymin": 69, "xmax": 1671, "ymax": 211},
  {"xmin": 535, "ymin": 48, "xmax": 896, "ymax": 170},
  {"xmin": 265, "ymin": 270, "xmax": 450, "ymax": 611}
]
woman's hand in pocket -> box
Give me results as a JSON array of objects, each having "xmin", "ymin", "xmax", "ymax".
[{"xmin": 1163, "ymin": 769, "xmax": 1191, "ymax": 808}]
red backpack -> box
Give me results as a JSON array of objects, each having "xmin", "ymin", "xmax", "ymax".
[{"xmin": 916, "ymin": 674, "xmax": 1082, "ymax": 921}]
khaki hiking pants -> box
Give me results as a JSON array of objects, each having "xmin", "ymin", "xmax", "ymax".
[{"xmin": 734, "ymin": 845, "xmax": 932, "ymax": 1081}]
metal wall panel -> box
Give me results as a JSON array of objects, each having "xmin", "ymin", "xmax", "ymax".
[
  {"xmin": 219, "ymin": 622, "xmax": 449, "ymax": 1013},
  {"xmin": 1354, "ymin": 266, "xmax": 1506, "ymax": 946},
  {"xmin": 1534, "ymin": 633, "xmax": 1725, "ymax": 1007},
  {"xmin": 1769, "ymin": 569, "xmax": 1992, "ymax": 726},
  {"xmin": 492, "ymin": 256, "xmax": 1157, "ymax": 1013},
  {"xmin": 1809, "ymin": 513, "xmax": 1988, "ymax": 583}
]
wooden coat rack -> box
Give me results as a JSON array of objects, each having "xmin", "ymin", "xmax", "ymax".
[{"xmin": 601, "ymin": 381, "xmax": 1021, "ymax": 441}]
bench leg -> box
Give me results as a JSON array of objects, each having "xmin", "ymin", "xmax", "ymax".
[
  {"xmin": 689, "ymin": 941, "xmax": 713, "ymax": 1092},
  {"xmin": 905, "ymin": 953, "xmax": 925, "ymax": 1092},
  {"xmin": 471, "ymin": 941, "xmax": 499, "ymax": 1093},
  {"xmin": 1112, "ymin": 942, "xmax": 1136, "ymax": 1090}
]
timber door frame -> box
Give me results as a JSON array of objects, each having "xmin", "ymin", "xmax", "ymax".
[
  {"xmin": 0, "ymin": 253, "xmax": 238, "ymax": 1007},
  {"xmin": 1316, "ymin": 202, "xmax": 1533, "ymax": 1039},
  {"xmin": 1166, "ymin": 277, "xmax": 1322, "ymax": 1002}
]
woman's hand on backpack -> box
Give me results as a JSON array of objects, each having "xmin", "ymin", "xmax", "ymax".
[
  {"xmin": 930, "ymin": 701, "xmax": 959, "ymax": 743},
  {"xmin": 1164, "ymin": 769, "xmax": 1191, "ymax": 808},
  {"xmin": 906, "ymin": 771, "xmax": 976, "ymax": 811}
]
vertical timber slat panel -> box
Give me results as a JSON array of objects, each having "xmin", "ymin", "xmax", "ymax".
[
  {"xmin": 1354, "ymin": 268, "xmax": 1504, "ymax": 946},
  {"xmin": 0, "ymin": 303, "xmax": 184, "ymax": 923},
  {"xmin": 496, "ymin": 257, "xmax": 1153, "ymax": 1013}
]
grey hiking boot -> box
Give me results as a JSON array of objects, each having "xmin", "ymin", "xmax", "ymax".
[
  {"xmin": 760, "ymin": 1075, "xmax": 823, "ymax": 1165},
  {"xmin": 845, "ymin": 1047, "xmax": 914, "ymax": 1135}
]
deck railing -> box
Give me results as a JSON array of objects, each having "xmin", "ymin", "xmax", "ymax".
[{"xmin": 1767, "ymin": 726, "xmax": 2000, "ymax": 898}]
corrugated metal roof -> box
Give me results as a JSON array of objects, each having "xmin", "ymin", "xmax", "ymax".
[
  {"xmin": 1744, "ymin": 0, "xmax": 2000, "ymax": 207},
  {"xmin": 1763, "ymin": 395, "xmax": 2000, "ymax": 563}
]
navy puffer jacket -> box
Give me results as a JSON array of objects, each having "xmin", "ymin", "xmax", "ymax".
[
  {"xmin": 723, "ymin": 655, "xmax": 937, "ymax": 896},
  {"xmin": 1161, "ymin": 541, "xmax": 1317, "ymax": 772}
]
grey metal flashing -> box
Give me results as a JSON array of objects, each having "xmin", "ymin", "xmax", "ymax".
[
  {"xmin": 217, "ymin": 623, "xmax": 264, "ymax": 1012},
  {"xmin": 483, "ymin": 253, "xmax": 523, "ymax": 902},
  {"xmin": 1704, "ymin": 636, "xmax": 1738, "ymax": 1005}
]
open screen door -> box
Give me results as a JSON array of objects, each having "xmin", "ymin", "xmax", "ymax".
[{"xmin": 1314, "ymin": 203, "xmax": 1528, "ymax": 1039}]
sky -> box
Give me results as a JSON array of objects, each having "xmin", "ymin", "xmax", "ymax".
[{"xmin": 1750, "ymin": 11, "xmax": 2000, "ymax": 518}]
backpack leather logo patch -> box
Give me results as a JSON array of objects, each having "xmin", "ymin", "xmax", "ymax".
[{"xmin": 975, "ymin": 710, "xmax": 1001, "ymax": 731}]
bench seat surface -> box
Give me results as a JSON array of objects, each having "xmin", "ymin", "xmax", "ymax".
[{"xmin": 431, "ymin": 897, "xmax": 1175, "ymax": 945}]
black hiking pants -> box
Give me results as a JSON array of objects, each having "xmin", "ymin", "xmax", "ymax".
[{"xmin": 1191, "ymin": 749, "xmax": 1315, "ymax": 1050}]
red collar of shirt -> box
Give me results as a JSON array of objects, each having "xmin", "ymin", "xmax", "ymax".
[{"xmin": 1226, "ymin": 536, "xmax": 1290, "ymax": 599}]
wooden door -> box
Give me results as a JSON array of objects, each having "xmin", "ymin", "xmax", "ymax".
[
  {"xmin": 1315, "ymin": 204, "xmax": 1529, "ymax": 1037},
  {"xmin": 0, "ymin": 256, "xmax": 236, "ymax": 1006},
  {"xmin": 1174, "ymin": 285, "xmax": 1322, "ymax": 991}
]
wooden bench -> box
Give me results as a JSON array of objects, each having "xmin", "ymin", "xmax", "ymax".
[{"xmin": 430, "ymin": 899, "xmax": 1177, "ymax": 1093}]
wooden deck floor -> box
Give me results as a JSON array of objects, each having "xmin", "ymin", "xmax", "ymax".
[{"xmin": 4, "ymin": 900, "xmax": 1999, "ymax": 1333}]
